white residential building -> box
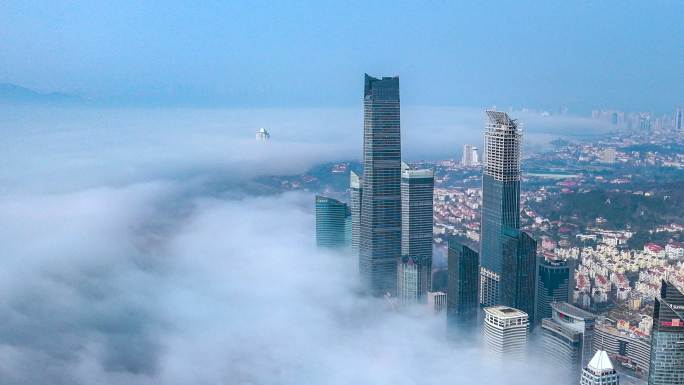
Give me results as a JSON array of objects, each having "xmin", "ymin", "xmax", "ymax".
[{"xmin": 483, "ymin": 306, "xmax": 529, "ymax": 359}]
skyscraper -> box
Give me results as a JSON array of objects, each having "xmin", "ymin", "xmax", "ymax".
[
  {"xmin": 255, "ymin": 127, "xmax": 270, "ymax": 141},
  {"xmin": 676, "ymin": 107, "xmax": 682, "ymax": 131},
  {"xmin": 461, "ymin": 144, "xmax": 480, "ymax": 166},
  {"xmin": 541, "ymin": 302, "xmax": 596, "ymax": 377},
  {"xmin": 535, "ymin": 256, "xmax": 574, "ymax": 326},
  {"xmin": 483, "ymin": 306, "xmax": 529, "ymax": 359},
  {"xmin": 350, "ymin": 171, "xmax": 362, "ymax": 255},
  {"xmin": 462, "ymin": 144, "xmax": 480, "ymax": 166},
  {"xmin": 400, "ymin": 162, "xmax": 434, "ymax": 302},
  {"xmin": 499, "ymin": 228, "xmax": 537, "ymax": 327},
  {"xmin": 428, "ymin": 291, "xmax": 447, "ymax": 314},
  {"xmin": 581, "ymin": 350, "xmax": 619, "ymax": 385},
  {"xmin": 359, "ymin": 74, "xmax": 401, "ymax": 296},
  {"xmin": 648, "ymin": 279, "xmax": 684, "ymax": 385},
  {"xmin": 447, "ymin": 239, "xmax": 479, "ymax": 330},
  {"xmin": 398, "ymin": 255, "xmax": 419, "ymax": 304},
  {"xmin": 463, "ymin": 144, "xmax": 474, "ymax": 166},
  {"xmin": 315, "ymin": 196, "xmax": 351, "ymax": 248},
  {"xmin": 480, "ymin": 110, "xmax": 522, "ymax": 308}
]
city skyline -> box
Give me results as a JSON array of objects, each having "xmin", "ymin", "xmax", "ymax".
[{"xmin": 2, "ymin": 2, "xmax": 684, "ymax": 384}]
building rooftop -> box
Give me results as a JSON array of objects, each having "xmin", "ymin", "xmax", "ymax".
[
  {"xmin": 401, "ymin": 162, "xmax": 434, "ymax": 178},
  {"xmin": 587, "ymin": 350, "xmax": 614, "ymax": 373},
  {"xmin": 551, "ymin": 302, "xmax": 596, "ymax": 320},
  {"xmin": 485, "ymin": 306, "xmax": 528, "ymax": 319},
  {"xmin": 485, "ymin": 110, "xmax": 516, "ymax": 128}
]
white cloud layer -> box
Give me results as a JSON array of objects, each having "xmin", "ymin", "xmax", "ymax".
[{"xmin": 0, "ymin": 105, "xmax": 595, "ymax": 384}]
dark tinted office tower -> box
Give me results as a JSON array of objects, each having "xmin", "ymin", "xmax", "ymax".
[
  {"xmin": 535, "ymin": 257, "xmax": 574, "ymax": 326},
  {"xmin": 480, "ymin": 110, "xmax": 522, "ymax": 307},
  {"xmin": 676, "ymin": 108, "xmax": 682, "ymax": 131},
  {"xmin": 648, "ymin": 279, "xmax": 684, "ymax": 385},
  {"xmin": 350, "ymin": 171, "xmax": 363, "ymax": 255},
  {"xmin": 447, "ymin": 239, "xmax": 479, "ymax": 330},
  {"xmin": 316, "ymin": 195, "xmax": 351, "ymax": 248},
  {"xmin": 401, "ymin": 162, "xmax": 434, "ymax": 301},
  {"xmin": 500, "ymin": 228, "xmax": 536, "ymax": 326},
  {"xmin": 359, "ymin": 74, "xmax": 401, "ymax": 296}
]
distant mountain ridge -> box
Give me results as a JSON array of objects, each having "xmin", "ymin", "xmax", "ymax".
[{"xmin": 0, "ymin": 83, "xmax": 80, "ymax": 104}]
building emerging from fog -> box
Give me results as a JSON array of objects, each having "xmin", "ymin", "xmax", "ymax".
[
  {"xmin": 398, "ymin": 255, "xmax": 419, "ymax": 304},
  {"xmin": 541, "ymin": 302, "xmax": 596, "ymax": 377},
  {"xmin": 315, "ymin": 196, "xmax": 350, "ymax": 248},
  {"xmin": 359, "ymin": 74, "xmax": 402, "ymax": 296},
  {"xmin": 428, "ymin": 291, "xmax": 447, "ymax": 314},
  {"xmin": 256, "ymin": 127, "xmax": 270, "ymax": 141},
  {"xmin": 349, "ymin": 171, "xmax": 362, "ymax": 255},
  {"xmin": 399, "ymin": 162, "xmax": 434, "ymax": 302},
  {"xmin": 479, "ymin": 111, "xmax": 526, "ymax": 309},
  {"xmin": 483, "ymin": 306, "xmax": 529, "ymax": 359},
  {"xmin": 676, "ymin": 107, "xmax": 682, "ymax": 131},
  {"xmin": 648, "ymin": 279, "xmax": 684, "ymax": 385},
  {"xmin": 447, "ymin": 239, "xmax": 479, "ymax": 330},
  {"xmin": 581, "ymin": 350, "xmax": 619, "ymax": 385}
]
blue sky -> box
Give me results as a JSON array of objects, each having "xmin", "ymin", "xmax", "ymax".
[{"xmin": 1, "ymin": 1, "xmax": 682, "ymax": 112}]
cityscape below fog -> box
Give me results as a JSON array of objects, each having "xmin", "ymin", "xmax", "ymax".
[
  {"xmin": 260, "ymin": 75, "xmax": 684, "ymax": 385},
  {"xmin": 3, "ymin": 2, "xmax": 684, "ymax": 384}
]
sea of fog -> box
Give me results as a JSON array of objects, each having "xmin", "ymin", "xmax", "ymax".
[{"xmin": 0, "ymin": 103, "xmax": 608, "ymax": 384}]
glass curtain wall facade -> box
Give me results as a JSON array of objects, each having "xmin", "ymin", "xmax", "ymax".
[
  {"xmin": 499, "ymin": 228, "xmax": 537, "ymax": 327},
  {"xmin": 359, "ymin": 74, "xmax": 402, "ymax": 296},
  {"xmin": 480, "ymin": 110, "xmax": 522, "ymax": 307},
  {"xmin": 648, "ymin": 279, "xmax": 684, "ymax": 385},
  {"xmin": 535, "ymin": 257, "xmax": 573, "ymax": 326},
  {"xmin": 316, "ymin": 195, "xmax": 351, "ymax": 248},
  {"xmin": 400, "ymin": 162, "xmax": 434, "ymax": 302},
  {"xmin": 350, "ymin": 171, "xmax": 363, "ymax": 255},
  {"xmin": 447, "ymin": 239, "xmax": 480, "ymax": 331}
]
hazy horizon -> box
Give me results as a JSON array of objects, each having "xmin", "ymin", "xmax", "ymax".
[{"xmin": 1, "ymin": 1, "xmax": 683, "ymax": 113}]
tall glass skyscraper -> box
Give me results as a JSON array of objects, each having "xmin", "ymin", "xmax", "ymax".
[
  {"xmin": 447, "ymin": 239, "xmax": 479, "ymax": 331},
  {"xmin": 648, "ymin": 279, "xmax": 684, "ymax": 385},
  {"xmin": 398, "ymin": 255, "xmax": 419, "ymax": 304},
  {"xmin": 400, "ymin": 162, "xmax": 434, "ymax": 302},
  {"xmin": 350, "ymin": 171, "xmax": 362, "ymax": 255},
  {"xmin": 480, "ymin": 110, "xmax": 523, "ymax": 308},
  {"xmin": 535, "ymin": 256, "xmax": 574, "ymax": 326},
  {"xmin": 359, "ymin": 74, "xmax": 401, "ymax": 296},
  {"xmin": 499, "ymin": 228, "xmax": 537, "ymax": 326},
  {"xmin": 315, "ymin": 195, "xmax": 351, "ymax": 248}
]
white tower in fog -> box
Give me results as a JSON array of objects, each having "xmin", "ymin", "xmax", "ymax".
[
  {"xmin": 483, "ymin": 306, "xmax": 529, "ymax": 360},
  {"xmin": 256, "ymin": 128, "xmax": 270, "ymax": 142}
]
